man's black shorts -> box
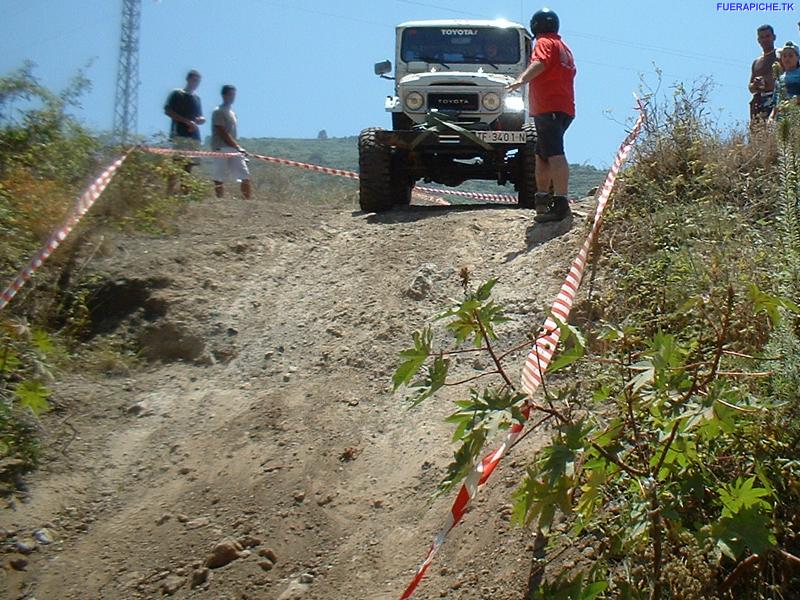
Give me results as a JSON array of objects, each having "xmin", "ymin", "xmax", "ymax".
[{"xmin": 532, "ymin": 112, "xmax": 574, "ymax": 159}]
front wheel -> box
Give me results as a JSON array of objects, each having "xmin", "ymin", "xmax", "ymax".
[
  {"xmin": 358, "ymin": 128, "xmax": 414, "ymax": 212},
  {"xmin": 516, "ymin": 123, "xmax": 538, "ymax": 209},
  {"xmin": 358, "ymin": 128, "xmax": 394, "ymax": 212}
]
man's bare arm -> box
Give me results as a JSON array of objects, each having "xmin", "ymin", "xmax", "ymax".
[
  {"xmin": 748, "ymin": 61, "xmax": 765, "ymax": 94},
  {"xmin": 214, "ymin": 125, "xmax": 241, "ymax": 150},
  {"xmin": 506, "ymin": 60, "xmax": 546, "ymax": 92}
]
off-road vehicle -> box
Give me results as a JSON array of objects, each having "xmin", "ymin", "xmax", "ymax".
[{"xmin": 359, "ymin": 19, "xmax": 536, "ymax": 212}]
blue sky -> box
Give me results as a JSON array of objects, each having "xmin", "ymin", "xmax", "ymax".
[{"xmin": 2, "ymin": 0, "xmax": 799, "ymax": 166}]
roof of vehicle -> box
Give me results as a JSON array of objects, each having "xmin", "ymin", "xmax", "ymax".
[{"xmin": 397, "ymin": 19, "xmax": 529, "ymax": 32}]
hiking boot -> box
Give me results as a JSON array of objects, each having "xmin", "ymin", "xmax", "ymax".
[
  {"xmin": 534, "ymin": 192, "xmax": 551, "ymax": 214},
  {"xmin": 533, "ymin": 195, "xmax": 571, "ymax": 223}
]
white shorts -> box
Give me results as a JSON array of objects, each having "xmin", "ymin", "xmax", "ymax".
[{"xmin": 212, "ymin": 146, "xmax": 250, "ymax": 182}]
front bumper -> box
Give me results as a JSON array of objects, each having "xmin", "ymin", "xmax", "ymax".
[{"xmin": 375, "ymin": 129, "xmax": 526, "ymax": 150}]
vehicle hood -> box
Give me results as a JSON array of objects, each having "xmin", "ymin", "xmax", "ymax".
[{"xmin": 398, "ymin": 71, "xmax": 514, "ymax": 87}]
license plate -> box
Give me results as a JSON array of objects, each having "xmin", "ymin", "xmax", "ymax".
[{"xmin": 476, "ymin": 131, "xmax": 526, "ymax": 144}]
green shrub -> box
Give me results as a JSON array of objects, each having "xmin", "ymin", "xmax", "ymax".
[
  {"xmin": 99, "ymin": 151, "xmax": 210, "ymax": 234},
  {"xmin": 0, "ymin": 318, "xmax": 63, "ymax": 484},
  {"xmin": 395, "ymin": 80, "xmax": 800, "ymax": 598},
  {"xmin": 0, "ymin": 62, "xmax": 99, "ymax": 287},
  {"xmin": 0, "ymin": 64, "xmax": 210, "ymax": 485}
]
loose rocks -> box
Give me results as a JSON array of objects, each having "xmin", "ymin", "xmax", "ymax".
[
  {"xmin": 404, "ymin": 263, "xmax": 438, "ymax": 300},
  {"xmin": 205, "ymin": 539, "xmax": 247, "ymax": 569},
  {"xmin": 258, "ymin": 547, "xmax": 278, "ymax": 563},
  {"xmin": 9, "ymin": 557, "xmax": 29, "ymax": 571},
  {"xmin": 190, "ymin": 567, "xmax": 210, "ymax": 589},
  {"xmin": 160, "ymin": 574, "xmax": 184, "ymax": 595},
  {"xmin": 34, "ymin": 528, "xmax": 55, "ymax": 545}
]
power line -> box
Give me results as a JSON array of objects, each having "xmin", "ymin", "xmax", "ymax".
[
  {"xmin": 7, "ymin": 2, "xmax": 37, "ymax": 21},
  {"xmin": 562, "ymin": 29, "xmax": 741, "ymax": 69},
  {"xmin": 388, "ymin": 1, "xmax": 743, "ymax": 93},
  {"xmin": 10, "ymin": 16, "xmax": 111, "ymax": 51},
  {"xmin": 391, "ymin": 0, "xmax": 742, "ymax": 70},
  {"xmin": 394, "ymin": 0, "xmax": 485, "ymax": 18},
  {"xmin": 579, "ymin": 58, "xmax": 740, "ymax": 90},
  {"xmin": 256, "ymin": 0, "xmax": 394, "ymax": 28}
]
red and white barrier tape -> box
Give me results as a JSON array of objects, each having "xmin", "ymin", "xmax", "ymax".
[
  {"xmin": 0, "ymin": 151, "xmax": 132, "ymax": 312},
  {"xmin": 141, "ymin": 146, "xmax": 241, "ymax": 159},
  {"xmin": 416, "ymin": 185, "xmax": 515, "ymax": 204},
  {"xmin": 0, "ymin": 112, "xmax": 644, "ymax": 597},
  {"xmin": 398, "ymin": 103, "xmax": 646, "ymax": 600},
  {"xmin": 0, "ymin": 145, "xmax": 508, "ymax": 312},
  {"xmin": 251, "ymin": 152, "xmax": 361, "ymax": 181},
  {"xmin": 142, "ymin": 146, "xmax": 515, "ymax": 204},
  {"xmin": 142, "ymin": 146, "xmax": 365, "ymax": 181}
]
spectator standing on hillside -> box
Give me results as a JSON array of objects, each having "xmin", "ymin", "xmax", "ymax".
[
  {"xmin": 749, "ymin": 25, "xmax": 778, "ymax": 124},
  {"xmin": 507, "ymin": 7, "xmax": 576, "ymax": 223},
  {"xmin": 211, "ymin": 85, "xmax": 252, "ymax": 199},
  {"xmin": 778, "ymin": 41, "xmax": 800, "ymax": 96},
  {"xmin": 770, "ymin": 42, "xmax": 800, "ymax": 120},
  {"xmin": 164, "ymin": 70, "xmax": 205, "ymax": 193}
]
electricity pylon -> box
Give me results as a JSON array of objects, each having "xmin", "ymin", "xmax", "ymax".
[{"xmin": 112, "ymin": 0, "xmax": 141, "ymax": 144}]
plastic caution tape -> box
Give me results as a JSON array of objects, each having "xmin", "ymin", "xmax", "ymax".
[
  {"xmin": 0, "ymin": 144, "xmax": 512, "ymax": 312},
  {"xmin": 0, "ymin": 151, "xmax": 132, "ymax": 312},
  {"xmin": 520, "ymin": 105, "xmax": 645, "ymax": 394},
  {"xmin": 141, "ymin": 146, "xmax": 516, "ymax": 204},
  {"xmin": 250, "ymin": 152, "xmax": 361, "ymax": 181},
  {"xmin": 417, "ymin": 185, "xmax": 515, "ymax": 203},
  {"xmin": 144, "ymin": 146, "xmax": 362, "ymax": 179},
  {"xmin": 144, "ymin": 147, "xmax": 364, "ymax": 181},
  {"xmin": 141, "ymin": 146, "xmax": 243, "ymax": 159},
  {"xmin": 398, "ymin": 103, "xmax": 646, "ymax": 600}
]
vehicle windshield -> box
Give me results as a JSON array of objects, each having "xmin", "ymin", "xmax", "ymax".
[{"xmin": 400, "ymin": 27, "xmax": 521, "ymax": 65}]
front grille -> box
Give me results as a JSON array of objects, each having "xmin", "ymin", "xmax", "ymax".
[{"xmin": 428, "ymin": 93, "xmax": 479, "ymax": 111}]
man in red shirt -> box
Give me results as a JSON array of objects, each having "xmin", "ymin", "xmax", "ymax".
[{"xmin": 508, "ymin": 8, "xmax": 576, "ymax": 223}]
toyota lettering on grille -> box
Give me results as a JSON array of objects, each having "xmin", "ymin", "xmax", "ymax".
[{"xmin": 428, "ymin": 93, "xmax": 479, "ymax": 111}]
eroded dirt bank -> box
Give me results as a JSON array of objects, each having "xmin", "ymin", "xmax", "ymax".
[{"xmin": 1, "ymin": 190, "xmax": 591, "ymax": 600}]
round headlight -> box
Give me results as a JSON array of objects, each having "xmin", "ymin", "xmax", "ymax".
[
  {"xmin": 504, "ymin": 95, "xmax": 525, "ymax": 112},
  {"xmin": 482, "ymin": 92, "xmax": 501, "ymax": 111},
  {"xmin": 404, "ymin": 91, "xmax": 424, "ymax": 111}
]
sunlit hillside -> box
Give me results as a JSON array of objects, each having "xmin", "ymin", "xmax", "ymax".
[{"xmin": 240, "ymin": 136, "xmax": 606, "ymax": 200}]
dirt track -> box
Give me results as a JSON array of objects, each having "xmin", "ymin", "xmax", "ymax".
[{"xmin": 1, "ymin": 188, "xmax": 592, "ymax": 600}]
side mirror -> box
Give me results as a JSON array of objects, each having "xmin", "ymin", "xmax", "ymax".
[{"xmin": 374, "ymin": 60, "xmax": 392, "ymax": 76}]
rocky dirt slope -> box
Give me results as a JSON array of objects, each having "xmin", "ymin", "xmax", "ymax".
[{"xmin": 1, "ymin": 188, "xmax": 594, "ymax": 600}]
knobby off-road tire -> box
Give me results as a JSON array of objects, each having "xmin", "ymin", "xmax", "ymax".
[
  {"xmin": 516, "ymin": 122, "xmax": 538, "ymax": 209},
  {"xmin": 358, "ymin": 128, "xmax": 413, "ymax": 212}
]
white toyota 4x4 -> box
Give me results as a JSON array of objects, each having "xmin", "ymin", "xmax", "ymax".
[{"xmin": 359, "ymin": 19, "xmax": 536, "ymax": 212}]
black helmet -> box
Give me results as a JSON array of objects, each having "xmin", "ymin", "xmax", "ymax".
[{"xmin": 530, "ymin": 8, "xmax": 559, "ymax": 36}]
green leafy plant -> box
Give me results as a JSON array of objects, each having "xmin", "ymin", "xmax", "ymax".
[
  {"xmin": 393, "ymin": 273, "xmax": 536, "ymax": 496},
  {"xmin": 99, "ymin": 150, "xmax": 210, "ymax": 234},
  {"xmin": 394, "ymin": 81, "xmax": 800, "ymax": 598},
  {"xmin": 396, "ymin": 272, "xmax": 800, "ymax": 598},
  {"xmin": 0, "ymin": 64, "xmax": 212, "ymax": 486},
  {"xmin": 0, "ymin": 318, "xmax": 62, "ymax": 485}
]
